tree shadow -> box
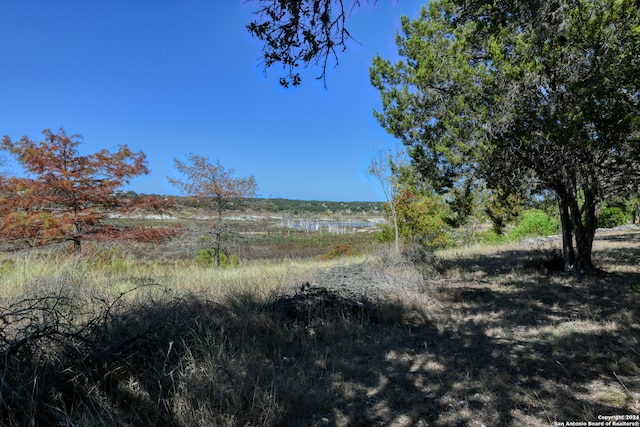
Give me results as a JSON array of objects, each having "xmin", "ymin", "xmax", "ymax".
[
  {"xmin": 296, "ymin": 278, "xmax": 637, "ymax": 426},
  {"xmin": 274, "ymin": 233, "xmax": 640, "ymax": 426},
  {"xmin": 2, "ymin": 234, "xmax": 638, "ymax": 426},
  {"xmin": 438, "ymin": 230, "xmax": 640, "ymax": 278}
]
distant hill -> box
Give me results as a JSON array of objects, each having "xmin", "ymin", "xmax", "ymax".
[
  {"xmin": 164, "ymin": 195, "xmax": 384, "ymax": 215},
  {"xmin": 254, "ymin": 198, "xmax": 384, "ymax": 214}
]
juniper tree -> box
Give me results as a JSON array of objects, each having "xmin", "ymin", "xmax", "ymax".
[{"xmin": 370, "ymin": 0, "xmax": 640, "ymax": 274}]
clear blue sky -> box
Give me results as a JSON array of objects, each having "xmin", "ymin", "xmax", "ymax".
[{"xmin": 0, "ymin": 1, "xmax": 424, "ymax": 202}]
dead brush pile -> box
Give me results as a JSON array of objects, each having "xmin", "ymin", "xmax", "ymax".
[{"xmin": 0, "ymin": 285, "xmax": 239, "ymax": 426}]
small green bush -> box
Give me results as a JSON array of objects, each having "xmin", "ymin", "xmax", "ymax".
[
  {"xmin": 478, "ymin": 229, "xmax": 508, "ymax": 245},
  {"xmin": 0, "ymin": 260, "xmax": 14, "ymax": 278},
  {"xmin": 196, "ymin": 248, "xmax": 240, "ymax": 268},
  {"xmin": 374, "ymin": 226, "xmax": 394, "ymax": 244},
  {"xmin": 87, "ymin": 246, "xmax": 134, "ymax": 274},
  {"xmin": 507, "ymin": 209, "xmax": 559, "ymax": 241},
  {"xmin": 599, "ymin": 206, "xmax": 630, "ymax": 228}
]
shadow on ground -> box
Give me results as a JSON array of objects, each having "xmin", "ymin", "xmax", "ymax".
[{"xmin": 1, "ymin": 232, "xmax": 639, "ymax": 426}]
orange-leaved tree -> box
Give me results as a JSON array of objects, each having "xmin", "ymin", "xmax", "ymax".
[
  {"xmin": 168, "ymin": 154, "xmax": 257, "ymax": 268},
  {"xmin": 0, "ymin": 128, "xmax": 176, "ymax": 253}
]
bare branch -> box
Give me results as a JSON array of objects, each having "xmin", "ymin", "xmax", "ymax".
[{"xmin": 247, "ymin": 0, "xmax": 373, "ymax": 88}]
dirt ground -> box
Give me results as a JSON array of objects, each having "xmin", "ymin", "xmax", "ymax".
[{"xmin": 288, "ymin": 228, "xmax": 640, "ymax": 426}]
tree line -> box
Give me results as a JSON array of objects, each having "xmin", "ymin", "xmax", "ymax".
[{"xmin": 173, "ymin": 197, "xmax": 383, "ymax": 214}]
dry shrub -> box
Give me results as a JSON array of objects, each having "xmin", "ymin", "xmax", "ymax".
[
  {"xmin": 319, "ymin": 243, "xmax": 359, "ymax": 260},
  {"xmin": 373, "ymin": 242, "xmax": 443, "ymax": 281}
]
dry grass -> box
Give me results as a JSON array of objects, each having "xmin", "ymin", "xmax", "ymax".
[{"xmin": 0, "ymin": 229, "xmax": 638, "ymax": 426}]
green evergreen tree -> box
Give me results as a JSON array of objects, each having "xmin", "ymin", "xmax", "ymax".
[{"xmin": 370, "ymin": 0, "xmax": 640, "ymax": 274}]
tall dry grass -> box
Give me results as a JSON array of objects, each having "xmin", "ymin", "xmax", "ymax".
[
  {"xmin": 0, "ymin": 230, "xmax": 638, "ymax": 426},
  {"xmin": 0, "ymin": 251, "xmax": 382, "ymax": 426}
]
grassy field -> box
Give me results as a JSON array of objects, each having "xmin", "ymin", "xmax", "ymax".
[{"xmin": 0, "ymin": 224, "xmax": 638, "ymax": 426}]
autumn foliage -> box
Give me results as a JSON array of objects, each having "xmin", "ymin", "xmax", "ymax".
[{"xmin": 0, "ymin": 128, "xmax": 176, "ymax": 253}]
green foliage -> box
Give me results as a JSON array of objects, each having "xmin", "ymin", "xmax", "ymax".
[
  {"xmin": 507, "ymin": 209, "xmax": 559, "ymax": 241},
  {"xmin": 445, "ymin": 180, "xmax": 476, "ymax": 228},
  {"xmin": 370, "ymin": 0, "xmax": 640, "ymax": 273},
  {"xmin": 196, "ymin": 248, "xmax": 240, "ymax": 269},
  {"xmin": 393, "ymin": 188, "xmax": 451, "ymax": 249},
  {"xmin": 478, "ymin": 229, "xmax": 509, "ymax": 245},
  {"xmin": 87, "ymin": 246, "xmax": 134, "ymax": 275},
  {"xmin": 477, "ymin": 209, "xmax": 559, "ymax": 244},
  {"xmin": 374, "ymin": 227, "xmax": 395, "ymax": 245},
  {"xmin": 599, "ymin": 205, "xmax": 630, "ymax": 228},
  {"xmin": 485, "ymin": 190, "xmax": 525, "ymax": 235}
]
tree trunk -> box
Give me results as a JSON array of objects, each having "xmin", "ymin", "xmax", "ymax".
[
  {"xmin": 390, "ymin": 203, "xmax": 400, "ymax": 254},
  {"xmin": 72, "ymin": 219, "xmax": 82, "ymax": 255},
  {"xmin": 564, "ymin": 186, "xmax": 600, "ymax": 276},
  {"xmin": 213, "ymin": 207, "xmax": 223, "ymax": 269},
  {"xmin": 555, "ymin": 181, "xmax": 602, "ymax": 276},
  {"xmin": 557, "ymin": 192, "xmax": 575, "ymax": 272},
  {"xmin": 572, "ymin": 187, "xmax": 600, "ymax": 275},
  {"xmin": 214, "ymin": 229, "xmax": 221, "ymax": 269}
]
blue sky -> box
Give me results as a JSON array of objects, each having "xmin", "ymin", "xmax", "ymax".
[{"xmin": 0, "ymin": 1, "xmax": 423, "ymax": 201}]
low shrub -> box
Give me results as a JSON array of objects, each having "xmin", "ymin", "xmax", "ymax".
[
  {"xmin": 196, "ymin": 248, "xmax": 240, "ymax": 268},
  {"xmin": 374, "ymin": 227, "xmax": 395, "ymax": 244},
  {"xmin": 320, "ymin": 243, "xmax": 359, "ymax": 260},
  {"xmin": 86, "ymin": 246, "xmax": 134, "ymax": 274},
  {"xmin": 478, "ymin": 229, "xmax": 509, "ymax": 245},
  {"xmin": 599, "ymin": 206, "xmax": 630, "ymax": 228},
  {"xmin": 507, "ymin": 209, "xmax": 559, "ymax": 241}
]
